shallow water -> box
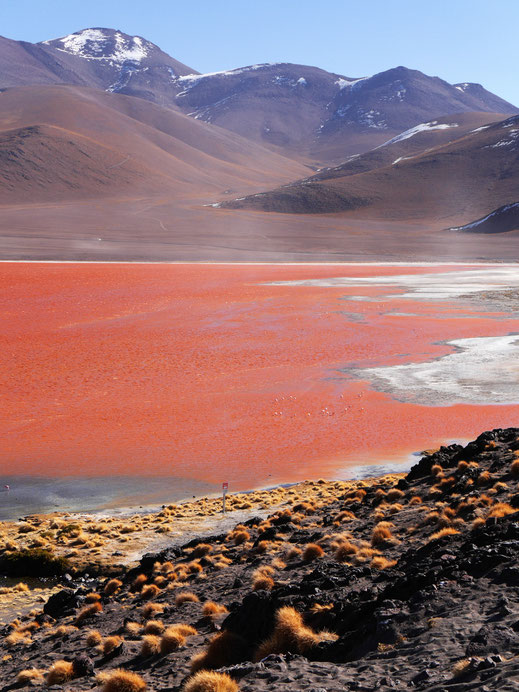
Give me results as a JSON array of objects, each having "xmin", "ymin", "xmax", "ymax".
[{"xmin": 2, "ymin": 262, "xmax": 519, "ymax": 512}]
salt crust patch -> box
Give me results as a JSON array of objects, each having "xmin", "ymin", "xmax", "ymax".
[
  {"xmin": 350, "ymin": 334, "xmax": 519, "ymax": 406},
  {"xmin": 267, "ymin": 267, "xmax": 519, "ymax": 406},
  {"xmin": 265, "ymin": 267, "xmax": 519, "ymax": 302}
]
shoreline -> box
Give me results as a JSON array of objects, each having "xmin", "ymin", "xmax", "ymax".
[{"xmin": 0, "ymin": 457, "xmax": 417, "ymax": 522}]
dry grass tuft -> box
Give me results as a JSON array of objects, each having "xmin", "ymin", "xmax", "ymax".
[
  {"xmin": 190, "ymin": 631, "xmax": 246, "ymax": 672},
  {"xmin": 191, "ymin": 543, "xmax": 213, "ymax": 558},
  {"xmin": 140, "ymin": 584, "xmax": 161, "ymax": 600},
  {"xmin": 102, "ymin": 635, "xmax": 123, "ymax": 656},
  {"xmin": 46, "ymin": 660, "xmax": 74, "ymax": 686},
  {"xmin": 175, "ymin": 591, "xmax": 199, "ymax": 606},
  {"xmin": 160, "ymin": 627, "xmax": 186, "ymax": 654},
  {"xmin": 252, "ymin": 574, "xmax": 274, "ymax": 591},
  {"xmin": 142, "ymin": 603, "xmax": 164, "ymax": 619},
  {"xmin": 371, "ymin": 556, "xmax": 397, "ymax": 570},
  {"xmin": 86, "ymin": 629, "xmax": 103, "ymax": 647},
  {"xmin": 104, "ymin": 578, "xmax": 123, "ymax": 596},
  {"xmin": 254, "ymin": 606, "xmax": 337, "ymax": 660},
  {"xmin": 451, "ymin": 659, "xmax": 472, "ymax": 678},
  {"xmin": 183, "ymin": 670, "xmax": 239, "ymax": 692},
  {"xmin": 286, "ymin": 546, "xmax": 302, "ymax": 560},
  {"xmin": 371, "ymin": 522, "xmax": 394, "ymax": 546},
  {"xmin": 144, "ymin": 619, "xmax": 165, "ymax": 635},
  {"xmin": 511, "ymin": 459, "xmax": 519, "ymax": 478},
  {"xmin": 487, "ymin": 502, "xmax": 517, "ymax": 519},
  {"xmin": 230, "ymin": 530, "xmax": 250, "ymax": 545},
  {"xmin": 75, "ymin": 601, "xmax": 102, "ymax": 625},
  {"xmin": 100, "ymin": 668, "xmax": 147, "ymax": 692},
  {"xmin": 140, "ymin": 634, "xmax": 161, "ymax": 657},
  {"xmin": 202, "ymin": 601, "xmax": 229, "ymax": 616},
  {"xmin": 429, "ymin": 527, "xmax": 460, "ymax": 541},
  {"xmin": 131, "ymin": 574, "xmax": 148, "ymax": 592},
  {"xmin": 302, "ymin": 543, "xmax": 324, "ymax": 562},
  {"xmin": 16, "ymin": 668, "xmax": 44, "ymax": 685}
]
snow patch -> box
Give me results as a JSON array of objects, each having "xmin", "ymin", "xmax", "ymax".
[
  {"xmin": 379, "ymin": 121, "xmax": 458, "ymax": 147},
  {"xmin": 44, "ymin": 28, "xmax": 151, "ymax": 63},
  {"xmin": 450, "ymin": 203, "xmax": 519, "ymax": 231}
]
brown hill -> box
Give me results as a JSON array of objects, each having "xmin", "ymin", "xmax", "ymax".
[
  {"xmin": 173, "ymin": 64, "xmax": 518, "ymax": 164},
  {"xmin": 0, "ymin": 85, "xmax": 309, "ymax": 203},
  {"xmin": 221, "ymin": 113, "xmax": 519, "ymax": 225}
]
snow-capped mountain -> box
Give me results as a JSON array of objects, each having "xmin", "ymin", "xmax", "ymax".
[
  {"xmin": 168, "ymin": 63, "xmax": 519, "ymax": 163},
  {"xmin": 0, "ymin": 29, "xmax": 517, "ymax": 164},
  {"xmin": 0, "ymin": 28, "xmax": 196, "ymax": 108}
]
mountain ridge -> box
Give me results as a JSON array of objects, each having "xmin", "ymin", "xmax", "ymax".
[{"xmin": 0, "ymin": 28, "xmax": 516, "ymax": 164}]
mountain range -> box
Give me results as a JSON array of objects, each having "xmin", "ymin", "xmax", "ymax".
[{"xmin": 0, "ymin": 26, "xmax": 518, "ymax": 261}]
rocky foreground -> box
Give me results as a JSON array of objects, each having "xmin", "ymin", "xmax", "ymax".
[{"xmin": 2, "ymin": 428, "xmax": 519, "ymax": 691}]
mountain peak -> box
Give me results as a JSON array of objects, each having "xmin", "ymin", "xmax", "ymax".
[{"xmin": 41, "ymin": 28, "xmax": 154, "ymax": 64}]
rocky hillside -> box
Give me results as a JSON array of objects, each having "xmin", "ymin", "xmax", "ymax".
[
  {"xmin": 1, "ymin": 427, "xmax": 519, "ymax": 690},
  {"xmin": 221, "ymin": 113, "xmax": 519, "ymax": 224},
  {"xmin": 0, "ymin": 29, "xmax": 517, "ymax": 164}
]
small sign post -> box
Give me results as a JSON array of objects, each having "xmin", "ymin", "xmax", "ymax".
[{"xmin": 222, "ymin": 482, "xmax": 228, "ymax": 513}]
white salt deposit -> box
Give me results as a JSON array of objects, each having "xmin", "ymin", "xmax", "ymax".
[{"xmin": 351, "ymin": 334, "xmax": 519, "ymax": 406}]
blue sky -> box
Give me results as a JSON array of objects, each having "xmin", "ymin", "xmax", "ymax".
[{"xmin": 3, "ymin": 0, "xmax": 518, "ymax": 105}]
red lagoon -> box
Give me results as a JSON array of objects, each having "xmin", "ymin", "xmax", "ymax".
[{"xmin": 2, "ymin": 262, "xmax": 519, "ymax": 491}]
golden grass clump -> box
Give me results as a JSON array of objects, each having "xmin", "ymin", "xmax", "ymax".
[
  {"xmin": 202, "ymin": 601, "xmax": 229, "ymax": 617},
  {"xmin": 191, "ymin": 543, "xmax": 213, "ymax": 558},
  {"xmin": 104, "ymin": 578, "xmax": 123, "ymax": 596},
  {"xmin": 302, "ymin": 543, "xmax": 324, "ymax": 562},
  {"xmin": 451, "ymin": 659, "xmax": 472, "ymax": 678},
  {"xmin": 75, "ymin": 601, "xmax": 102, "ymax": 625},
  {"xmin": 86, "ymin": 629, "xmax": 103, "ymax": 647},
  {"xmin": 16, "ymin": 668, "xmax": 44, "ymax": 685},
  {"xmin": 6, "ymin": 630, "xmax": 31, "ymax": 648},
  {"xmin": 487, "ymin": 502, "xmax": 516, "ymax": 519},
  {"xmin": 85, "ymin": 592, "xmax": 102, "ymax": 603},
  {"xmin": 160, "ymin": 626, "xmax": 186, "ymax": 654},
  {"xmin": 286, "ymin": 546, "xmax": 302, "ymax": 560},
  {"xmin": 371, "ymin": 522, "xmax": 395, "ymax": 546},
  {"xmin": 231, "ymin": 530, "xmax": 250, "ymax": 545},
  {"xmin": 477, "ymin": 471, "xmax": 492, "ymax": 486},
  {"xmin": 142, "ymin": 603, "xmax": 164, "ymax": 619},
  {"xmin": 102, "ymin": 635, "xmax": 123, "ymax": 656},
  {"xmin": 334, "ymin": 540, "xmax": 357, "ymax": 562},
  {"xmin": 183, "ymin": 671, "xmax": 239, "ymax": 692},
  {"xmin": 252, "ymin": 574, "xmax": 274, "ymax": 591},
  {"xmin": 52, "ymin": 624, "xmax": 78, "ymax": 638},
  {"xmin": 144, "ymin": 619, "xmax": 165, "ymax": 634},
  {"xmin": 371, "ymin": 556, "xmax": 397, "ymax": 570},
  {"xmin": 190, "ymin": 631, "xmax": 246, "ymax": 672},
  {"xmin": 386, "ymin": 488, "xmax": 404, "ymax": 501},
  {"xmin": 429, "ymin": 527, "xmax": 460, "ymax": 541},
  {"xmin": 131, "ymin": 574, "xmax": 148, "ymax": 592},
  {"xmin": 140, "ymin": 584, "xmax": 161, "ymax": 600},
  {"xmin": 125, "ymin": 622, "xmax": 143, "ymax": 636},
  {"xmin": 46, "ymin": 660, "xmax": 74, "ymax": 686},
  {"xmin": 100, "ymin": 669, "xmax": 147, "ymax": 692},
  {"xmin": 511, "ymin": 459, "xmax": 519, "ymax": 477},
  {"xmin": 140, "ymin": 634, "xmax": 161, "ymax": 656},
  {"xmin": 409, "ymin": 496, "xmax": 422, "ymax": 505},
  {"xmin": 254, "ymin": 606, "xmax": 337, "ymax": 660},
  {"xmin": 175, "ymin": 591, "xmax": 199, "ymax": 606},
  {"xmin": 471, "ymin": 517, "xmax": 486, "ymax": 530}
]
